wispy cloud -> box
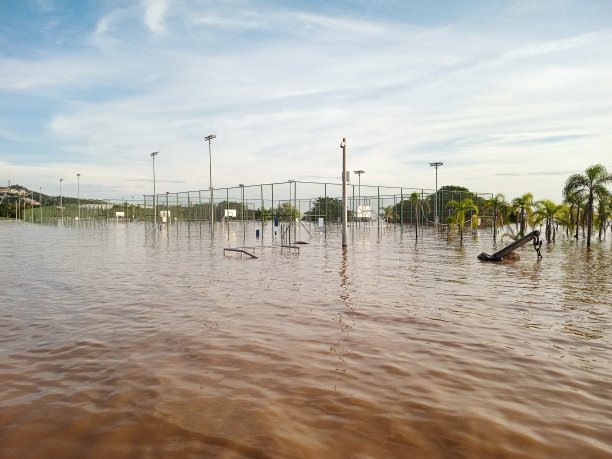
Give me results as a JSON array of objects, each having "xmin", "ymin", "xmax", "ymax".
[{"xmin": 142, "ymin": 0, "xmax": 169, "ymax": 33}]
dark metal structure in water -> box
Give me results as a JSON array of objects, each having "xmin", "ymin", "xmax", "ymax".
[{"xmin": 478, "ymin": 230, "xmax": 542, "ymax": 262}]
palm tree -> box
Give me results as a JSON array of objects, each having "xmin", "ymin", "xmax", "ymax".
[
  {"xmin": 595, "ymin": 190, "xmax": 611, "ymax": 239},
  {"xmin": 382, "ymin": 205, "xmax": 396, "ymax": 223},
  {"xmin": 556, "ymin": 203, "xmax": 573, "ymax": 237},
  {"xmin": 501, "ymin": 226, "xmax": 522, "ymax": 242},
  {"xmin": 563, "ymin": 164, "xmax": 612, "ymax": 246},
  {"xmin": 484, "ymin": 193, "xmax": 506, "ymax": 241},
  {"xmin": 447, "ymin": 198, "xmax": 478, "ymax": 241},
  {"xmin": 532, "ymin": 199, "xmax": 563, "ymax": 242},
  {"xmin": 563, "ymin": 189, "xmax": 587, "ymax": 239},
  {"xmin": 511, "ymin": 192, "xmax": 534, "ymax": 235}
]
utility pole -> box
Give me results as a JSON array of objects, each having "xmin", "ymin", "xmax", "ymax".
[
  {"xmin": 341, "ymin": 138, "xmax": 348, "ymax": 247},
  {"xmin": 429, "ymin": 162, "xmax": 443, "ymax": 226},
  {"xmin": 151, "ymin": 152, "xmax": 159, "ymax": 230},
  {"xmin": 205, "ymin": 134, "xmax": 216, "ymax": 234}
]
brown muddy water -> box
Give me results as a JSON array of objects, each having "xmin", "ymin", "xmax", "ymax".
[{"xmin": 1, "ymin": 220, "xmax": 611, "ymax": 458}]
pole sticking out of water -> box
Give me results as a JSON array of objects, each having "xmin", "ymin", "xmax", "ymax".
[
  {"xmin": 151, "ymin": 152, "xmax": 159, "ymax": 230},
  {"xmin": 205, "ymin": 134, "xmax": 216, "ymax": 235},
  {"xmin": 341, "ymin": 138, "xmax": 348, "ymax": 247},
  {"xmin": 429, "ymin": 161, "xmax": 443, "ymax": 226}
]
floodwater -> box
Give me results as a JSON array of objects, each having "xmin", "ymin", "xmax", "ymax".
[{"xmin": 1, "ymin": 220, "xmax": 611, "ymax": 458}]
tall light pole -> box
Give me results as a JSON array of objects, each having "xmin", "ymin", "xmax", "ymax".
[
  {"xmin": 39, "ymin": 187, "xmax": 43, "ymax": 224},
  {"xmin": 77, "ymin": 173, "xmax": 81, "ymax": 221},
  {"xmin": 151, "ymin": 152, "xmax": 159, "ymax": 229},
  {"xmin": 59, "ymin": 178, "xmax": 63, "ymax": 207},
  {"xmin": 205, "ymin": 134, "xmax": 216, "ymax": 233},
  {"xmin": 354, "ymin": 170, "xmax": 364, "ymax": 218},
  {"xmin": 340, "ymin": 138, "xmax": 347, "ymax": 247},
  {"xmin": 429, "ymin": 162, "xmax": 443, "ymax": 225}
]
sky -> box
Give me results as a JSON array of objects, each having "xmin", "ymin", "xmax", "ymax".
[{"xmin": 1, "ymin": 0, "xmax": 611, "ymax": 203}]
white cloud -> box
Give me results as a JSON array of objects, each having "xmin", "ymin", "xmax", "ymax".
[
  {"xmin": 34, "ymin": 0, "xmax": 55, "ymax": 12},
  {"xmin": 143, "ymin": 0, "xmax": 169, "ymax": 33}
]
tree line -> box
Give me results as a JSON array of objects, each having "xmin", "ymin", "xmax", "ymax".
[{"xmin": 449, "ymin": 164, "xmax": 612, "ymax": 245}]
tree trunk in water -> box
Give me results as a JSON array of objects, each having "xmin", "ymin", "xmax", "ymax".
[
  {"xmin": 575, "ymin": 208, "xmax": 580, "ymax": 239},
  {"xmin": 587, "ymin": 196, "xmax": 593, "ymax": 247},
  {"xmin": 493, "ymin": 211, "xmax": 497, "ymax": 241},
  {"xmin": 414, "ymin": 205, "xmax": 418, "ymax": 240}
]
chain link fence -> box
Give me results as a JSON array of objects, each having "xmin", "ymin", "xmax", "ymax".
[{"xmin": 22, "ymin": 180, "xmax": 494, "ymax": 236}]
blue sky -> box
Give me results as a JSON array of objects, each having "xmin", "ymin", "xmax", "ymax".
[{"xmin": 1, "ymin": 0, "xmax": 611, "ymax": 202}]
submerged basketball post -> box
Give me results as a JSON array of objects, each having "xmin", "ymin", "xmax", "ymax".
[{"xmin": 341, "ymin": 138, "xmax": 348, "ymax": 247}]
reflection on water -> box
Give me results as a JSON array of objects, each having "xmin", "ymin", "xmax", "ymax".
[{"xmin": 1, "ymin": 220, "xmax": 612, "ymax": 458}]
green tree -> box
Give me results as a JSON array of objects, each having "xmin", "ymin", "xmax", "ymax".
[
  {"xmin": 595, "ymin": 190, "xmax": 611, "ymax": 239},
  {"xmin": 563, "ymin": 189, "xmax": 587, "ymax": 239},
  {"xmin": 255, "ymin": 207, "xmax": 272, "ymax": 221},
  {"xmin": 447, "ymin": 198, "xmax": 478, "ymax": 241},
  {"xmin": 275, "ymin": 202, "xmax": 300, "ymax": 221},
  {"xmin": 214, "ymin": 200, "xmax": 250, "ymax": 221},
  {"xmin": 563, "ymin": 164, "xmax": 612, "ymax": 246},
  {"xmin": 305, "ymin": 197, "xmax": 343, "ymax": 222},
  {"xmin": 555, "ymin": 203, "xmax": 573, "ymax": 238},
  {"xmin": 532, "ymin": 199, "xmax": 563, "ymax": 243},
  {"xmin": 501, "ymin": 226, "xmax": 523, "ymax": 242},
  {"xmin": 484, "ymin": 193, "xmax": 506, "ymax": 241},
  {"xmin": 382, "ymin": 205, "xmax": 397, "ymax": 223},
  {"xmin": 0, "ymin": 201, "xmax": 16, "ymax": 218},
  {"xmin": 511, "ymin": 192, "xmax": 534, "ymax": 235},
  {"xmin": 436, "ymin": 185, "xmax": 473, "ymax": 223}
]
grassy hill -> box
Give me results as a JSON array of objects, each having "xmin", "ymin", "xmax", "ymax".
[{"xmin": 0, "ymin": 184, "xmax": 107, "ymax": 218}]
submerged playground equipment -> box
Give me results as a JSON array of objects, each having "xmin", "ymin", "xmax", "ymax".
[{"xmin": 478, "ymin": 230, "xmax": 543, "ymax": 262}]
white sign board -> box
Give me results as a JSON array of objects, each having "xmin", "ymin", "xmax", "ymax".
[
  {"xmin": 318, "ymin": 217, "xmax": 324, "ymax": 228},
  {"xmin": 115, "ymin": 211, "xmax": 125, "ymax": 217},
  {"xmin": 357, "ymin": 206, "xmax": 371, "ymax": 218},
  {"xmin": 225, "ymin": 209, "xmax": 237, "ymax": 217},
  {"xmin": 160, "ymin": 211, "xmax": 171, "ymax": 218}
]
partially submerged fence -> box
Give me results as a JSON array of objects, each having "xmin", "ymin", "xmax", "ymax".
[
  {"xmin": 23, "ymin": 180, "xmax": 494, "ymax": 235},
  {"xmin": 142, "ymin": 181, "xmax": 494, "ymax": 233},
  {"xmin": 21, "ymin": 202, "xmax": 147, "ymax": 226}
]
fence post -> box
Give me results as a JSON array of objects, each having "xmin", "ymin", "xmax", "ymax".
[
  {"xmin": 324, "ymin": 183, "xmax": 327, "ymax": 239},
  {"xmin": 377, "ymin": 186, "xmax": 380, "ymax": 241},
  {"xmin": 400, "ymin": 188, "xmax": 404, "ymax": 233},
  {"xmin": 260, "ymin": 184, "xmax": 264, "ymax": 243}
]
